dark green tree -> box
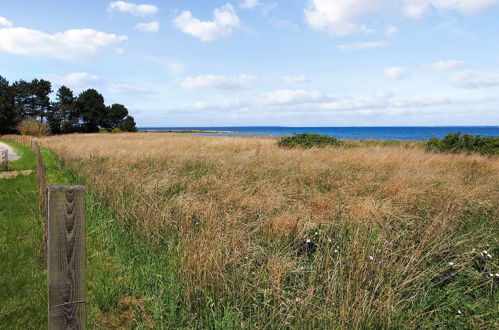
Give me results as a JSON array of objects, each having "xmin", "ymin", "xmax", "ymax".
[
  {"xmin": 75, "ymin": 89, "xmax": 107, "ymax": 133},
  {"xmin": 0, "ymin": 76, "xmax": 18, "ymax": 134},
  {"xmin": 103, "ymin": 103, "xmax": 129, "ymax": 129},
  {"xmin": 31, "ymin": 79, "xmax": 52, "ymax": 121},
  {"xmin": 48, "ymin": 86, "xmax": 77, "ymax": 134},
  {"xmin": 120, "ymin": 115, "xmax": 137, "ymax": 132},
  {"xmin": 12, "ymin": 80, "xmax": 36, "ymax": 118}
]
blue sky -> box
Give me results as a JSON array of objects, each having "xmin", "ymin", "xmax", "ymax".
[{"xmin": 1, "ymin": 0, "xmax": 498, "ymax": 127}]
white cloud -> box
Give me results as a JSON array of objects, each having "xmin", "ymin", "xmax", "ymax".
[
  {"xmin": 260, "ymin": 89, "xmax": 325, "ymax": 105},
  {"xmin": 384, "ymin": 67, "xmax": 410, "ymax": 80},
  {"xmin": 48, "ymin": 72, "xmax": 100, "ymax": 90},
  {"xmin": 134, "ymin": 21, "xmax": 160, "ymax": 32},
  {"xmin": 0, "ymin": 17, "xmax": 13, "ymax": 28},
  {"xmin": 337, "ymin": 41, "xmax": 389, "ymax": 51},
  {"xmin": 108, "ymin": 1, "xmax": 158, "ymax": 17},
  {"xmin": 0, "ymin": 27, "xmax": 127, "ymax": 60},
  {"xmin": 304, "ymin": 0, "xmax": 499, "ymax": 36},
  {"xmin": 450, "ymin": 70, "xmax": 499, "ymax": 88},
  {"xmin": 173, "ymin": 4, "xmax": 241, "ymax": 42},
  {"xmin": 424, "ymin": 60, "xmax": 465, "ymax": 71},
  {"xmin": 240, "ymin": 0, "xmax": 259, "ymax": 9},
  {"xmin": 181, "ymin": 74, "xmax": 255, "ymax": 89},
  {"xmin": 283, "ymin": 75, "xmax": 309, "ymax": 84},
  {"xmin": 430, "ymin": 0, "xmax": 499, "ymax": 15},
  {"xmin": 304, "ymin": 0, "xmax": 377, "ymax": 36}
]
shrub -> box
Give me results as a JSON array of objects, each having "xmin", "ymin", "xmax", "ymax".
[
  {"xmin": 16, "ymin": 118, "xmax": 49, "ymax": 137},
  {"xmin": 278, "ymin": 133, "xmax": 343, "ymax": 148},
  {"xmin": 426, "ymin": 132, "xmax": 499, "ymax": 155},
  {"xmin": 111, "ymin": 128, "xmax": 122, "ymax": 134}
]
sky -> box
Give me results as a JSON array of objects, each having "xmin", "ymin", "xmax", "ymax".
[{"xmin": 1, "ymin": 0, "xmax": 499, "ymax": 127}]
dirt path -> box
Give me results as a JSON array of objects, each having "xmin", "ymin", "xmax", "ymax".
[{"xmin": 0, "ymin": 141, "xmax": 19, "ymax": 161}]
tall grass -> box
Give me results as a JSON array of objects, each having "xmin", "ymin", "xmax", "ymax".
[{"xmin": 42, "ymin": 133, "xmax": 499, "ymax": 328}]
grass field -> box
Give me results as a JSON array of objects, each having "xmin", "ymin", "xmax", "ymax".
[
  {"xmin": 1, "ymin": 134, "xmax": 497, "ymax": 328},
  {"xmin": 36, "ymin": 132, "xmax": 498, "ymax": 328}
]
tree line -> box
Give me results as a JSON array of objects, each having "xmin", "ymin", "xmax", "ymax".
[{"xmin": 0, "ymin": 75, "xmax": 137, "ymax": 135}]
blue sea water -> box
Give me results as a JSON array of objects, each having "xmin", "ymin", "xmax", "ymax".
[{"xmin": 139, "ymin": 126, "xmax": 499, "ymax": 140}]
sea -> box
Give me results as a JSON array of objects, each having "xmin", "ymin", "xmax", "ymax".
[{"xmin": 139, "ymin": 126, "xmax": 499, "ymax": 140}]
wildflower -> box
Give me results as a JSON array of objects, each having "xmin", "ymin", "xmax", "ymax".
[
  {"xmin": 314, "ymin": 232, "xmax": 318, "ymax": 236},
  {"xmin": 495, "ymin": 273, "xmax": 499, "ymax": 277},
  {"xmin": 334, "ymin": 249, "xmax": 338, "ymax": 253},
  {"xmin": 457, "ymin": 310, "xmax": 462, "ymax": 315},
  {"xmin": 306, "ymin": 239, "xmax": 311, "ymax": 243},
  {"xmin": 295, "ymin": 298, "xmax": 301, "ymax": 303},
  {"xmin": 300, "ymin": 267, "xmax": 305, "ymax": 271},
  {"xmin": 368, "ymin": 256, "xmax": 374, "ymax": 261},
  {"xmin": 448, "ymin": 262, "xmax": 455, "ymax": 266},
  {"xmin": 488, "ymin": 273, "xmax": 494, "ymax": 278},
  {"xmin": 327, "ymin": 238, "xmax": 332, "ymax": 243}
]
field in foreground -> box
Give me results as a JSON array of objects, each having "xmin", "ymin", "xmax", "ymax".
[{"xmin": 41, "ymin": 133, "xmax": 498, "ymax": 328}]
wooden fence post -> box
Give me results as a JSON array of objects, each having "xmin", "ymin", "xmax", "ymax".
[
  {"xmin": 34, "ymin": 142, "xmax": 47, "ymax": 213},
  {"xmin": 1, "ymin": 150, "xmax": 7, "ymax": 170},
  {"xmin": 47, "ymin": 186, "xmax": 86, "ymax": 329}
]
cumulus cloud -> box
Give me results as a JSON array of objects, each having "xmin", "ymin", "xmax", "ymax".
[
  {"xmin": 240, "ymin": 0, "xmax": 259, "ymax": 9},
  {"xmin": 304, "ymin": 0, "xmax": 499, "ymax": 36},
  {"xmin": 283, "ymin": 75, "xmax": 309, "ymax": 84},
  {"xmin": 424, "ymin": 60, "xmax": 465, "ymax": 71},
  {"xmin": 181, "ymin": 74, "xmax": 255, "ymax": 89},
  {"xmin": 337, "ymin": 41, "xmax": 389, "ymax": 51},
  {"xmin": 260, "ymin": 89, "xmax": 325, "ymax": 105},
  {"xmin": 450, "ymin": 70, "xmax": 499, "ymax": 88},
  {"xmin": 0, "ymin": 27, "xmax": 127, "ymax": 60},
  {"xmin": 173, "ymin": 4, "xmax": 241, "ymax": 42},
  {"xmin": 108, "ymin": 1, "xmax": 158, "ymax": 17},
  {"xmin": 0, "ymin": 17, "xmax": 13, "ymax": 28},
  {"xmin": 134, "ymin": 21, "xmax": 160, "ymax": 32},
  {"xmin": 47, "ymin": 72, "xmax": 100, "ymax": 90},
  {"xmin": 304, "ymin": 0, "xmax": 377, "ymax": 36},
  {"xmin": 385, "ymin": 67, "xmax": 410, "ymax": 80}
]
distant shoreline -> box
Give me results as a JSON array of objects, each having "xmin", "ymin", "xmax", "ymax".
[{"xmin": 142, "ymin": 129, "xmax": 238, "ymax": 134}]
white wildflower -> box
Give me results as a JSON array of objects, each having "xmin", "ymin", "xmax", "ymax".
[
  {"xmin": 457, "ymin": 310, "xmax": 462, "ymax": 315},
  {"xmin": 488, "ymin": 273, "xmax": 494, "ymax": 278},
  {"xmin": 368, "ymin": 256, "xmax": 374, "ymax": 261},
  {"xmin": 495, "ymin": 273, "xmax": 499, "ymax": 277},
  {"xmin": 448, "ymin": 262, "xmax": 455, "ymax": 266},
  {"xmin": 306, "ymin": 239, "xmax": 311, "ymax": 243},
  {"xmin": 327, "ymin": 238, "xmax": 332, "ymax": 243}
]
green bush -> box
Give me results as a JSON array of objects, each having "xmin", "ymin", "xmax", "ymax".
[
  {"xmin": 426, "ymin": 132, "xmax": 499, "ymax": 155},
  {"xmin": 278, "ymin": 133, "xmax": 343, "ymax": 148},
  {"xmin": 111, "ymin": 128, "xmax": 122, "ymax": 134}
]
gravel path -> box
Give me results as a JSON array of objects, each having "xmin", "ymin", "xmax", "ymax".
[{"xmin": 0, "ymin": 141, "xmax": 20, "ymax": 160}]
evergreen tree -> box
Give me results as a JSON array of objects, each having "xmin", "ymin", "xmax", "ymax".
[
  {"xmin": 104, "ymin": 103, "xmax": 129, "ymax": 129},
  {"xmin": 0, "ymin": 76, "xmax": 18, "ymax": 134},
  {"xmin": 120, "ymin": 115, "xmax": 137, "ymax": 132},
  {"xmin": 49, "ymin": 86, "xmax": 77, "ymax": 134},
  {"xmin": 76, "ymin": 89, "xmax": 107, "ymax": 133}
]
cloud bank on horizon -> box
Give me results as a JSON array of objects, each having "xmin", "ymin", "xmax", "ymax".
[{"xmin": 0, "ymin": 1, "xmax": 498, "ymax": 126}]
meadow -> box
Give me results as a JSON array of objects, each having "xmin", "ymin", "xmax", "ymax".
[{"xmin": 39, "ymin": 133, "xmax": 498, "ymax": 328}]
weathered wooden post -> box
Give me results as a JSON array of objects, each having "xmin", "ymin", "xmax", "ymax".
[
  {"xmin": 1, "ymin": 149, "xmax": 7, "ymax": 170},
  {"xmin": 47, "ymin": 186, "xmax": 86, "ymax": 329},
  {"xmin": 34, "ymin": 142, "xmax": 47, "ymax": 213}
]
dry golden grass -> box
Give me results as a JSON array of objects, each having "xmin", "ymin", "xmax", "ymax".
[{"xmin": 42, "ymin": 133, "xmax": 499, "ymax": 328}]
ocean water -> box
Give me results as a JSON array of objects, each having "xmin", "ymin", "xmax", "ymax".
[{"xmin": 139, "ymin": 126, "xmax": 499, "ymax": 140}]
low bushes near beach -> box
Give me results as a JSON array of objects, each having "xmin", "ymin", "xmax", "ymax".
[
  {"xmin": 278, "ymin": 133, "xmax": 343, "ymax": 148},
  {"xmin": 426, "ymin": 132, "xmax": 499, "ymax": 155}
]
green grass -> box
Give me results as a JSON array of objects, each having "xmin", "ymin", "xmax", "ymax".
[{"xmin": 0, "ymin": 140, "xmax": 45, "ymax": 329}]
